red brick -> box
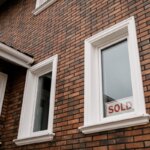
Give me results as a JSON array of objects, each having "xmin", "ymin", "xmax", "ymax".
[
  {"xmin": 109, "ymin": 144, "xmax": 125, "ymax": 150},
  {"xmin": 0, "ymin": 0, "xmax": 150, "ymax": 149},
  {"xmin": 93, "ymin": 146, "xmax": 108, "ymax": 150}
]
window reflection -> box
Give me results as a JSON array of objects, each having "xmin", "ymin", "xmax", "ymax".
[
  {"xmin": 101, "ymin": 40, "xmax": 133, "ymax": 117},
  {"xmin": 33, "ymin": 72, "xmax": 52, "ymax": 132}
]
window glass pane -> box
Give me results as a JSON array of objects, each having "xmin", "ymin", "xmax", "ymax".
[
  {"xmin": 101, "ymin": 40, "xmax": 133, "ymax": 117},
  {"xmin": 33, "ymin": 72, "xmax": 52, "ymax": 132}
]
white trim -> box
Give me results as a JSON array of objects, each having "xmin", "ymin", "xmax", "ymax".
[
  {"xmin": 0, "ymin": 72, "xmax": 7, "ymax": 115},
  {"xmin": 13, "ymin": 133, "xmax": 54, "ymax": 146},
  {"xmin": 79, "ymin": 114, "xmax": 150, "ymax": 134},
  {"xmin": 80, "ymin": 16, "xmax": 149, "ymax": 134},
  {"xmin": 0, "ymin": 42, "xmax": 34, "ymax": 68},
  {"xmin": 33, "ymin": 0, "xmax": 57, "ymax": 15},
  {"xmin": 14, "ymin": 55, "xmax": 58, "ymax": 145}
]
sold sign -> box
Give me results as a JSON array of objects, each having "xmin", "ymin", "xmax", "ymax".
[{"xmin": 105, "ymin": 97, "xmax": 133, "ymax": 117}]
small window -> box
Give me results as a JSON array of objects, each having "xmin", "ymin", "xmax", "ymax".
[
  {"xmin": 0, "ymin": 72, "xmax": 7, "ymax": 115},
  {"xmin": 33, "ymin": 0, "xmax": 57, "ymax": 15},
  {"xmin": 79, "ymin": 17, "xmax": 149, "ymax": 134},
  {"xmin": 14, "ymin": 55, "xmax": 58, "ymax": 146},
  {"xmin": 33, "ymin": 72, "xmax": 52, "ymax": 132}
]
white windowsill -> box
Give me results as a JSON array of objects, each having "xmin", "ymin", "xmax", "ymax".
[
  {"xmin": 13, "ymin": 133, "xmax": 54, "ymax": 146},
  {"xmin": 32, "ymin": 0, "xmax": 57, "ymax": 15},
  {"xmin": 79, "ymin": 114, "xmax": 150, "ymax": 134}
]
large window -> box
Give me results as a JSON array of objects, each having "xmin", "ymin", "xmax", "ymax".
[
  {"xmin": 102, "ymin": 40, "xmax": 133, "ymax": 117},
  {"xmin": 14, "ymin": 55, "xmax": 58, "ymax": 145},
  {"xmin": 79, "ymin": 17, "xmax": 149, "ymax": 134},
  {"xmin": 0, "ymin": 72, "xmax": 7, "ymax": 115}
]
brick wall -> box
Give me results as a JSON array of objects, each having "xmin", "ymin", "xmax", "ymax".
[
  {"xmin": 0, "ymin": 60, "xmax": 9, "ymax": 144},
  {"xmin": 0, "ymin": 0, "xmax": 150, "ymax": 149},
  {"xmin": 0, "ymin": 60, "xmax": 26, "ymax": 149}
]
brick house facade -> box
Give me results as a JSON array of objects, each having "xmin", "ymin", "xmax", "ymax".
[{"xmin": 0, "ymin": 0, "xmax": 150, "ymax": 149}]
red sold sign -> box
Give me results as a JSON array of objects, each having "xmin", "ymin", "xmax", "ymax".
[{"xmin": 105, "ymin": 97, "xmax": 133, "ymax": 117}]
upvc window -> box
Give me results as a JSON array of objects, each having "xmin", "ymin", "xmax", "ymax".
[
  {"xmin": 14, "ymin": 55, "xmax": 58, "ymax": 145},
  {"xmin": 0, "ymin": 72, "xmax": 7, "ymax": 115},
  {"xmin": 102, "ymin": 40, "xmax": 133, "ymax": 118},
  {"xmin": 79, "ymin": 17, "xmax": 149, "ymax": 134},
  {"xmin": 36, "ymin": 0, "xmax": 48, "ymax": 8},
  {"xmin": 33, "ymin": 0, "xmax": 57, "ymax": 15}
]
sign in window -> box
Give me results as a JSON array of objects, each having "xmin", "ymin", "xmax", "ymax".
[{"xmin": 101, "ymin": 40, "xmax": 134, "ymax": 117}]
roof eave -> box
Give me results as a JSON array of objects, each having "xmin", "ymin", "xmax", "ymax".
[{"xmin": 0, "ymin": 42, "xmax": 34, "ymax": 68}]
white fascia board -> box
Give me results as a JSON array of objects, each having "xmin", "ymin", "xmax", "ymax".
[{"xmin": 0, "ymin": 42, "xmax": 34, "ymax": 68}]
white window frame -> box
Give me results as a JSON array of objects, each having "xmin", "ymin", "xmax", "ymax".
[
  {"xmin": 33, "ymin": 0, "xmax": 57, "ymax": 15},
  {"xmin": 14, "ymin": 55, "xmax": 58, "ymax": 145},
  {"xmin": 79, "ymin": 17, "xmax": 149, "ymax": 134},
  {"xmin": 36, "ymin": 0, "xmax": 47, "ymax": 8},
  {"xmin": 0, "ymin": 72, "xmax": 7, "ymax": 115}
]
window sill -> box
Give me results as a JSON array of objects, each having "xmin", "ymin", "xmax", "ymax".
[
  {"xmin": 13, "ymin": 133, "xmax": 54, "ymax": 146},
  {"xmin": 79, "ymin": 114, "xmax": 150, "ymax": 134},
  {"xmin": 32, "ymin": 0, "xmax": 57, "ymax": 15}
]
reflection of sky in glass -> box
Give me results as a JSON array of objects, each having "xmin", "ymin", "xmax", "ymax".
[{"xmin": 102, "ymin": 40, "xmax": 132, "ymax": 100}]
